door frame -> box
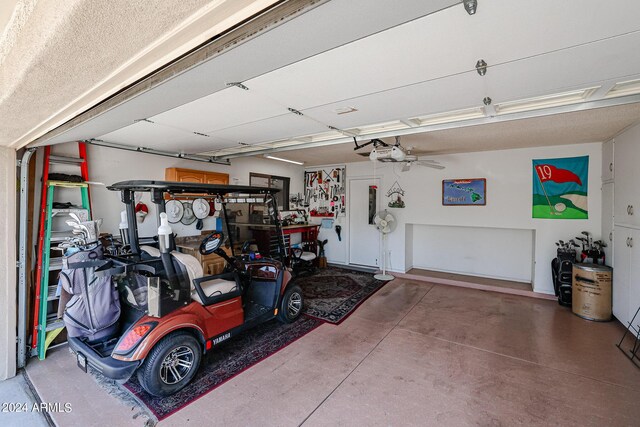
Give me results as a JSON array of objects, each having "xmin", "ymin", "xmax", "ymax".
[{"xmin": 347, "ymin": 176, "xmax": 381, "ymax": 267}]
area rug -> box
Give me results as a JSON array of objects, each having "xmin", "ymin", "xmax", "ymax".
[
  {"xmin": 123, "ymin": 315, "xmax": 322, "ymax": 420},
  {"xmin": 121, "ymin": 267, "xmax": 386, "ymax": 420},
  {"xmin": 299, "ymin": 266, "xmax": 388, "ymax": 324}
]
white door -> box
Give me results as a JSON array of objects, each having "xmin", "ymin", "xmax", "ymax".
[{"xmin": 349, "ymin": 178, "xmax": 380, "ymax": 267}]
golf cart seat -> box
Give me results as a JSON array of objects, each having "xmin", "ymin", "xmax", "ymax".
[
  {"xmin": 292, "ymin": 247, "xmax": 316, "ymax": 262},
  {"xmin": 140, "ymin": 246, "xmax": 237, "ymax": 304}
]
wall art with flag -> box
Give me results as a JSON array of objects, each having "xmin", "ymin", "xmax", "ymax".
[{"xmin": 532, "ymin": 155, "xmax": 588, "ymax": 219}]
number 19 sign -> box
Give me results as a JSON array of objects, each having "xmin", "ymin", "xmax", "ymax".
[{"xmin": 532, "ymin": 156, "xmax": 589, "ymax": 219}]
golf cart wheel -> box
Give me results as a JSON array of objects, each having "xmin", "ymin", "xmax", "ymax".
[
  {"xmin": 137, "ymin": 331, "xmax": 201, "ymax": 397},
  {"xmin": 278, "ymin": 285, "xmax": 304, "ymax": 323}
]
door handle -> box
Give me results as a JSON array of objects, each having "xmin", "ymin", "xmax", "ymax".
[
  {"xmin": 630, "ymin": 237, "xmax": 634, "ymax": 248},
  {"xmin": 628, "ymin": 205, "xmax": 631, "ymax": 215},
  {"xmin": 610, "ymin": 162, "xmax": 613, "ymax": 172},
  {"xmin": 627, "ymin": 237, "xmax": 630, "ymax": 247},
  {"xmin": 609, "ymin": 232, "xmax": 613, "ymax": 242},
  {"xmin": 631, "ymin": 205, "xmax": 634, "ymax": 215}
]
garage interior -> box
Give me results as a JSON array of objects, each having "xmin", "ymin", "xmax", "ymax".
[{"xmin": 2, "ymin": 0, "xmax": 640, "ymax": 425}]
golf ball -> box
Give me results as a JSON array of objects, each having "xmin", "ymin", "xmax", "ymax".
[{"xmin": 555, "ymin": 202, "xmax": 567, "ymax": 212}]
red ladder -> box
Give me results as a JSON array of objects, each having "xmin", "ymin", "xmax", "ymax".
[{"xmin": 31, "ymin": 142, "xmax": 91, "ymax": 354}]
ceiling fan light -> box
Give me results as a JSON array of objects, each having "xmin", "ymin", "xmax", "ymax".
[{"xmin": 391, "ymin": 146, "xmax": 406, "ymax": 161}]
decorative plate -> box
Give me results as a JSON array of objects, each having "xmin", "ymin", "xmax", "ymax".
[
  {"xmin": 192, "ymin": 198, "xmax": 210, "ymax": 219},
  {"xmin": 181, "ymin": 201, "xmax": 196, "ymax": 225},
  {"xmin": 165, "ymin": 199, "xmax": 184, "ymax": 224}
]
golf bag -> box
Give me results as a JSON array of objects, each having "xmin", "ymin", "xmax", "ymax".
[
  {"xmin": 551, "ymin": 249, "xmax": 576, "ymax": 306},
  {"xmin": 60, "ymin": 245, "xmax": 121, "ymax": 341}
]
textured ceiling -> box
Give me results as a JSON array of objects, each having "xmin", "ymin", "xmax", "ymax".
[
  {"xmin": 275, "ymin": 103, "xmax": 640, "ymax": 166},
  {"xmin": 0, "ymin": 0, "xmax": 278, "ymax": 147}
]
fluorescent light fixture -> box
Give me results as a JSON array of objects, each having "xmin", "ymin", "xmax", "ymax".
[
  {"xmin": 604, "ymin": 78, "xmax": 640, "ymax": 99},
  {"xmin": 264, "ymin": 154, "xmax": 304, "ymax": 165},
  {"xmin": 348, "ymin": 120, "xmax": 410, "ymax": 136},
  {"xmin": 494, "ymin": 87, "xmax": 600, "ymax": 115},
  {"xmin": 410, "ymin": 107, "xmax": 485, "ymax": 126}
]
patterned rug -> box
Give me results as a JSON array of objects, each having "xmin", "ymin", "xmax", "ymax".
[
  {"xmin": 123, "ymin": 315, "xmax": 322, "ymax": 420},
  {"xmin": 121, "ymin": 267, "xmax": 386, "ymax": 420},
  {"xmin": 299, "ymin": 266, "xmax": 388, "ymax": 324}
]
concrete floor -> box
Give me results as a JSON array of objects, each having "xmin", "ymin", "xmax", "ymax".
[
  {"xmin": 0, "ymin": 371, "xmax": 49, "ymax": 426},
  {"xmin": 23, "ymin": 279, "xmax": 640, "ymax": 426}
]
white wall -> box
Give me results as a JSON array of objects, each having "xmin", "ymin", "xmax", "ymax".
[
  {"xmin": 58, "ymin": 143, "xmax": 304, "ymax": 238},
  {"xmin": 341, "ymin": 142, "xmax": 603, "ymax": 294},
  {"xmin": 409, "ymin": 224, "xmax": 534, "ymax": 282},
  {"xmin": 0, "ymin": 147, "xmax": 17, "ymax": 380}
]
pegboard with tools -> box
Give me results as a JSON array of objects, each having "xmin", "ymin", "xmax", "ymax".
[{"xmin": 304, "ymin": 167, "xmax": 346, "ymax": 217}]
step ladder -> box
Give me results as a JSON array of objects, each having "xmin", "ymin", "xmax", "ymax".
[{"xmin": 32, "ymin": 143, "xmax": 92, "ymax": 359}]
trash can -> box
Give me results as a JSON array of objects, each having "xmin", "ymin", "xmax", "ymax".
[{"xmin": 572, "ymin": 264, "xmax": 613, "ymax": 321}]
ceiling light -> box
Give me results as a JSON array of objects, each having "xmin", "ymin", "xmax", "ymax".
[
  {"xmin": 264, "ymin": 155, "xmax": 304, "ymax": 165},
  {"xmin": 463, "ymin": 0, "xmax": 477, "ymax": 15},
  {"xmin": 348, "ymin": 120, "xmax": 410, "ymax": 136},
  {"xmin": 604, "ymin": 78, "xmax": 640, "ymax": 99},
  {"xmin": 409, "ymin": 107, "xmax": 485, "ymax": 126},
  {"xmin": 494, "ymin": 87, "xmax": 600, "ymax": 115}
]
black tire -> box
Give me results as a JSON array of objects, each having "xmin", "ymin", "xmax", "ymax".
[
  {"xmin": 277, "ymin": 285, "xmax": 304, "ymax": 323},
  {"xmin": 137, "ymin": 331, "xmax": 202, "ymax": 397}
]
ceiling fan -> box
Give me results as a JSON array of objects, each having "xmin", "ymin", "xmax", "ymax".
[
  {"xmin": 354, "ymin": 136, "xmax": 444, "ymax": 170},
  {"xmin": 401, "ymin": 148, "xmax": 445, "ymax": 171}
]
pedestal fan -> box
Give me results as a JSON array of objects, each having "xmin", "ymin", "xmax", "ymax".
[{"xmin": 373, "ymin": 210, "xmax": 396, "ymax": 281}]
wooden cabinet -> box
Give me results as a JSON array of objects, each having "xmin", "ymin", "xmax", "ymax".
[
  {"xmin": 165, "ymin": 167, "xmax": 229, "ymax": 185},
  {"xmin": 205, "ymin": 174, "xmax": 228, "ymax": 185}
]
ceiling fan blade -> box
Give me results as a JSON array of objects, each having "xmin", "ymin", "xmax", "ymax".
[
  {"xmin": 417, "ymin": 161, "xmax": 445, "ymax": 170},
  {"xmin": 423, "ymin": 163, "xmax": 445, "ymax": 170}
]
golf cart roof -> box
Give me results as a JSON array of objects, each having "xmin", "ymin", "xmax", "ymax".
[{"xmin": 107, "ymin": 180, "xmax": 281, "ymax": 195}]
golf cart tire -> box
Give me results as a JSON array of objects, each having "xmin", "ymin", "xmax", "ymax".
[
  {"xmin": 136, "ymin": 331, "xmax": 202, "ymax": 397},
  {"xmin": 277, "ymin": 285, "xmax": 304, "ymax": 324}
]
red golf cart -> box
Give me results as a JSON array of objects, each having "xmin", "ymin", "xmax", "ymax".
[{"xmin": 67, "ymin": 181, "xmax": 303, "ymax": 396}]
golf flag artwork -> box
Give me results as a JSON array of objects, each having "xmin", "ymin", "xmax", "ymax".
[{"xmin": 532, "ymin": 155, "xmax": 589, "ymax": 219}]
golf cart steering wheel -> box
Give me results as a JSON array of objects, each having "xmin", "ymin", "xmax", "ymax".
[
  {"xmin": 199, "ymin": 231, "xmax": 243, "ymax": 272},
  {"xmin": 199, "ymin": 231, "xmax": 224, "ymax": 255}
]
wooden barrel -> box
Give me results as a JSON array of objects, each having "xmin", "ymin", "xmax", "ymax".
[{"xmin": 572, "ymin": 264, "xmax": 613, "ymax": 321}]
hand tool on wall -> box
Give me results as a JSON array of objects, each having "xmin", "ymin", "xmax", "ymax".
[{"xmin": 335, "ymin": 225, "xmax": 342, "ymax": 241}]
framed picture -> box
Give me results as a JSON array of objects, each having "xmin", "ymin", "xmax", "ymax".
[{"xmin": 442, "ymin": 178, "xmax": 486, "ymax": 206}]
